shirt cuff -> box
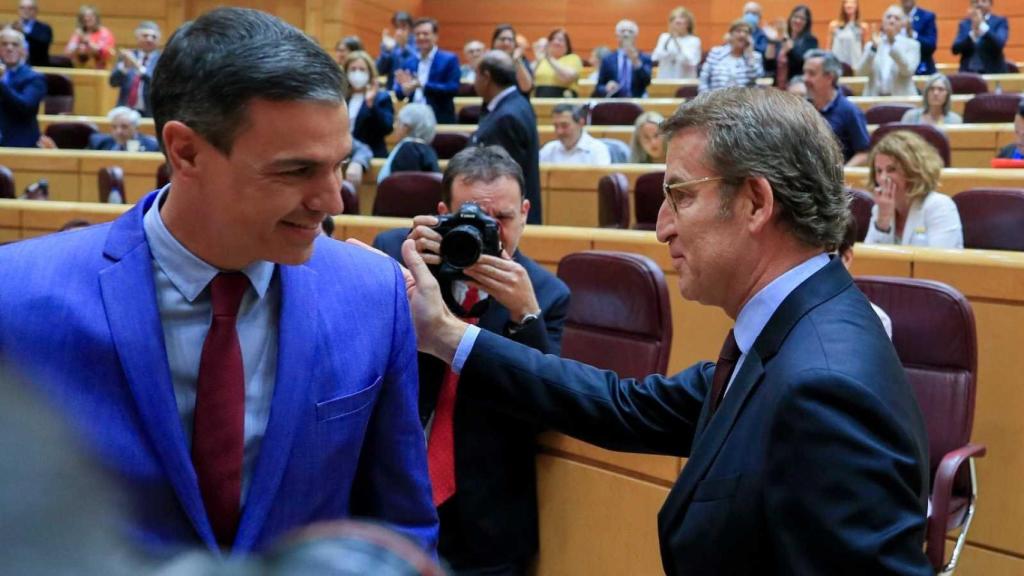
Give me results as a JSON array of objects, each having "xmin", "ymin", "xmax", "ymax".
[{"xmin": 450, "ymin": 324, "xmax": 481, "ymax": 374}]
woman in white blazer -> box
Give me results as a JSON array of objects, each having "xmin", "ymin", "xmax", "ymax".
[{"xmin": 856, "ymin": 4, "xmax": 920, "ymax": 96}]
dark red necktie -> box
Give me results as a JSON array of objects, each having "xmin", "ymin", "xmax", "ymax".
[
  {"xmin": 708, "ymin": 329, "xmax": 741, "ymax": 416},
  {"xmin": 126, "ymin": 54, "xmax": 147, "ymax": 109},
  {"xmin": 427, "ymin": 286, "xmax": 480, "ymax": 506},
  {"xmin": 192, "ymin": 272, "xmax": 249, "ymax": 548}
]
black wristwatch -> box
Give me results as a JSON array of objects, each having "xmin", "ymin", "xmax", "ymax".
[{"xmin": 508, "ymin": 311, "xmax": 540, "ymax": 335}]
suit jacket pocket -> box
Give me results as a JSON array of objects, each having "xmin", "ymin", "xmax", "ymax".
[
  {"xmin": 316, "ymin": 376, "xmax": 382, "ymax": 422},
  {"xmin": 692, "ymin": 474, "xmax": 741, "ymax": 503}
]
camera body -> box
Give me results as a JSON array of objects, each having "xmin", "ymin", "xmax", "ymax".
[{"xmin": 431, "ymin": 202, "xmax": 502, "ymax": 282}]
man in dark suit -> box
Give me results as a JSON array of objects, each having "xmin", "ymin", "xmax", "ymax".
[
  {"xmin": 470, "ymin": 51, "xmax": 542, "ymax": 225},
  {"xmin": 400, "ymin": 87, "xmax": 932, "ymax": 575},
  {"xmin": 85, "ymin": 106, "xmax": 160, "ymax": 151},
  {"xmin": 109, "ymin": 21, "xmax": 161, "ymax": 118},
  {"xmin": 0, "ymin": 27, "xmax": 46, "ymax": 147},
  {"xmin": 394, "ymin": 18, "xmax": 460, "ymax": 124},
  {"xmin": 373, "ymin": 145, "xmax": 570, "ymax": 576},
  {"xmin": 901, "ymin": 0, "xmax": 937, "ymax": 74},
  {"xmin": 952, "ymin": 0, "xmax": 1008, "ymax": 74},
  {"xmin": 376, "ymin": 10, "xmax": 416, "ymax": 90},
  {"xmin": 14, "ymin": 0, "xmax": 51, "ymax": 67},
  {"xmin": 593, "ymin": 19, "xmax": 653, "ymax": 98}
]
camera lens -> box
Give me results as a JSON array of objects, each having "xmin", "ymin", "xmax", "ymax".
[{"xmin": 440, "ymin": 225, "xmax": 484, "ymax": 269}]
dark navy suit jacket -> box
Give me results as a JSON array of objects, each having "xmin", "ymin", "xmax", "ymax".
[
  {"xmin": 470, "ymin": 90, "xmax": 542, "ymax": 224},
  {"xmin": 458, "ymin": 257, "xmax": 932, "ymax": 575},
  {"xmin": 910, "ymin": 7, "xmax": 937, "ymax": 75},
  {"xmin": 952, "ymin": 14, "xmax": 1009, "ymax": 73},
  {"xmin": 351, "ymin": 90, "xmax": 394, "ymax": 158},
  {"xmin": 373, "ymin": 227, "xmax": 570, "ymax": 569},
  {"xmin": 394, "ymin": 49, "xmax": 461, "ymax": 124},
  {"xmin": 592, "ymin": 50, "xmax": 653, "ymax": 98},
  {"xmin": 88, "ymin": 133, "xmax": 160, "ymax": 152},
  {"xmin": 0, "ymin": 63, "xmax": 46, "ymax": 147},
  {"xmin": 23, "ymin": 20, "xmax": 53, "ymax": 67}
]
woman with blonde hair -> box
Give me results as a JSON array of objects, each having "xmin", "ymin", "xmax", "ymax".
[
  {"xmin": 864, "ymin": 131, "xmax": 963, "ymax": 248},
  {"xmin": 652, "ymin": 7, "xmax": 701, "ymax": 79},
  {"xmin": 828, "ymin": 0, "xmax": 868, "ymax": 68},
  {"xmin": 65, "ymin": 5, "xmax": 115, "ymax": 69},
  {"xmin": 629, "ymin": 112, "xmax": 666, "ymax": 163},
  {"xmin": 343, "ymin": 50, "xmax": 393, "ymax": 157},
  {"xmin": 901, "ymin": 74, "xmax": 963, "ymax": 125}
]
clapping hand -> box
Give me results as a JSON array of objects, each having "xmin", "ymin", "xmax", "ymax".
[{"xmin": 394, "ymin": 69, "xmax": 419, "ymax": 95}]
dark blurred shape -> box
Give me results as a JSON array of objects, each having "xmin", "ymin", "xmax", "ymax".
[
  {"xmin": 58, "ymin": 218, "xmax": 92, "ymax": 232},
  {"xmin": 0, "ymin": 165, "xmax": 14, "ymax": 199}
]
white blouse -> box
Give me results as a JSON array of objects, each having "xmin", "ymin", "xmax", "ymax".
[
  {"xmin": 652, "ymin": 33, "xmax": 702, "ymax": 79},
  {"xmin": 864, "ymin": 191, "xmax": 964, "ymax": 248}
]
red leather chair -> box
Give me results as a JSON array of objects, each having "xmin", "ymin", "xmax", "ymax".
[
  {"xmin": 44, "ymin": 122, "xmax": 98, "ymax": 150},
  {"xmin": 952, "ymin": 188, "xmax": 1024, "ymax": 251},
  {"xmin": 632, "ymin": 171, "xmax": 664, "ymax": 231},
  {"xmin": 97, "ymin": 166, "xmax": 125, "ymax": 203},
  {"xmin": 841, "ymin": 62, "xmax": 854, "ymax": 77},
  {"xmin": 589, "ymin": 101, "xmax": 643, "ymax": 126},
  {"xmin": 46, "ymin": 55, "xmax": 73, "ymax": 68},
  {"xmin": 430, "ymin": 132, "xmax": 470, "ymax": 160},
  {"xmin": 1005, "ymin": 62, "xmax": 1019, "ymax": 73},
  {"xmin": 156, "ymin": 163, "xmax": 171, "ymax": 189},
  {"xmin": 947, "ymin": 73, "xmax": 988, "ymax": 95},
  {"xmin": 869, "ymin": 123, "xmax": 951, "ymax": 167},
  {"xmin": 43, "ymin": 73, "xmax": 74, "ymax": 115},
  {"xmin": 556, "ymin": 251, "xmax": 673, "ymax": 378},
  {"xmin": 340, "ymin": 180, "xmax": 359, "ymax": 215},
  {"xmin": 457, "ymin": 105, "xmax": 481, "ymax": 125},
  {"xmin": 847, "ymin": 187, "xmax": 875, "ymax": 242},
  {"xmin": 674, "ymin": 85, "xmax": 698, "ymax": 99},
  {"xmin": 597, "ymin": 173, "xmax": 630, "ymax": 229},
  {"xmin": 865, "ymin": 104, "xmax": 914, "ymax": 125},
  {"xmin": 0, "ymin": 165, "xmax": 14, "ymax": 199},
  {"xmin": 373, "ymin": 172, "xmax": 443, "ymax": 218},
  {"xmin": 854, "ymin": 277, "xmax": 983, "ymax": 575},
  {"xmin": 962, "ymin": 93, "xmax": 1022, "ymax": 124},
  {"xmin": 457, "ymin": 83, "xmax": 477, "ymax": 97}
]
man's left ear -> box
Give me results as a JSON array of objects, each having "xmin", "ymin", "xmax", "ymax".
[{"xmin": 745, "ymin": 176, "xmax": 775, "ymax": 233}]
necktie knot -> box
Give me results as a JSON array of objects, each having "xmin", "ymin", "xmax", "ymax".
[
  {"xmin": 718, "ymin": 330, "xmax": 741, "ymax": 363},
  {"xmin": 709, "ymin": 329, "xmax": 741, "ymax": 415},
  {"xmin": 210, "ymin": 273, "xmax": 249, "ymax": 318}
]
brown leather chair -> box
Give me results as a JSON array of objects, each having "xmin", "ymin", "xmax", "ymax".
[
  {"xmin": 869, "ymin": 123, "xmax": 951, "ymax": 167},
  {"xmin": 556, "ymin": 251, "xmax": 673, "ymax": 378},
  {"xmin": 373, "ymin": 172, "xmax": 443, "ymax": 218},
  {"xmin": 0, "ymin": 165, "xmax": 14, "ymax": 199},
  {"xmin": 841, "ymin": 62, "xmax": 854, "ymax": 77},
  {"xmin": 952, "ymin": 188, "xmax": 1024, "ymax": 251},
  {"xmin": 1006, "ymin": 62, "xmax": 1020, "ymax": 73},
  {"xmin": 44, "ymin": 122, "xmax": 98, "ymax": 150},
  {"xmin": 156, "ymin": 162, "xmax": 171, "ymax": 189},
  {"xmin": 43, "ymin": 73, "xmax": 74, "ymax": 115},
  {"xmin": 589, "ymin": 101, "xmax": 643, "ymax": 126},
  {"xmin": 847, "ymin": 187, "xmax": 875, "ymax": 241},
  {"xmin": 632, "ymin": 171, "xmax": 664, "ymax": 231},
  {"xmin": 597, "ymin": 173, "xmax": 630, "ymax": 229},
  {"xmin": 340, "ymin": 180, "xmax": 359, "ymax": 215},
  {"xmin": 865, "ymin": 104, "xmax": 914, "ymax": 125},
  {"xmin": 947, "ymin": 72, "xmax": 988, "ymax": 95},
  {"xmin": 674, "ymin": 85, "xmax": 698, "ymax": 99},
  {"xmin": 97, "ymin": 166, "xmax": 125, "ymax": 203},
  {"xmin": 854, "ymin": 277, "xmax": 983, "ymax": 575},
  {"xmin": 457, "ymin": 105, "xmax": 482, "ymax": 125},
  {"xmin": 962, "ymin": 93, "xmax": 1023, "ymax": 124},
  {"xmin": 46, "ymin": 55, "xmax": 73, "ymax": 68},
  {"xmin": 430, "ymin": 132, "xmax": 470, "ymax": 160}
]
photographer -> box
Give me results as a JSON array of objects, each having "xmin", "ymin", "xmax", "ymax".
[{"xmin": 372, "ymin": 145, "xmax": 570, "ymax": 576}]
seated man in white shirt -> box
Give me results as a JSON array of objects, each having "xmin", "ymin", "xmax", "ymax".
[{"xmin": 538, "ymin": 103, "xmax": 611, "ymax": 166}]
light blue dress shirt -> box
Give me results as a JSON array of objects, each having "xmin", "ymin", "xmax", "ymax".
[{"xmin": 143, "ymin": 188, "xmax": 280, "ymax": 502}]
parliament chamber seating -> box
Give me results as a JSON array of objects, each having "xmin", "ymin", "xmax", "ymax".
[
  {"xmin": 952, "ymin": 188, "xmax": 1024, "ymax": 251},
  {"xmin": 372, "ymin": 172, "xmax": 443, "ymax": 218},
  {"xmin": 962, "ymin": 93, "xmax": 1023, "ymax": 124},
  {"xmin": 855, "ymin": 277, "xmax": 984, "ymax": 575},
  {"xmin": 869, "ymin": 123, "xmax": 952, "ymax": 166},
  {"xmin": 0, "ymin": 166, "xmax": 14, "ymax": 199},
  {"xmin": 43, "ymin": 73, "xmax": 74, "ymax": 115},
  {"xmin": 589, "ymin": 101, "xmax": 643, "ymax": 126},
  {"xmin": 44, "ymin": 121, "xmax": 98, "ymax": 150},
  {"xmin": 846, "ymin": 187, "xmax": 875, "ymax": 242},
  {"xmin": 631, "ymin": 171, "xmax": 664, "ymax": 231},
  {"xmin": 97, "ymin": 166, "xmax": 124, "ymax": 204},
  {"xmin": 865, "ymin": 104, "xmax": 914, "ymax": 125},
  {"xmin": 340, "ymin": 181, "xmax": 359, "ymax": 215},
  {"xmin": 596, "ymin": 172, "xmax": 630, "ymax": 229},
  {"xmin": 947, "ymin": 73, "xmax": 990, "ymax": 95},
  {"xmin": 430, "ymin": 132, "xmax": 470, "ymax": 160}
]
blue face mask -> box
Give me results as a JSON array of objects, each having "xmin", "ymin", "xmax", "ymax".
[{"xmin": 743, "ymin": 12, "xmax": 761, "ymax": 28}]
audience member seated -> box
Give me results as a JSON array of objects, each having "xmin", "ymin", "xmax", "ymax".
[
  {"xmin": 787, "ymin": 74, "xmax": 808, "ymax": 97},
  {"xmin": 996, "ymin": 101, "xmax": 1024, "ymax": 160},
  {"xmin": 394, "ymin": 18, "xmax": 461, "ymax": 124},
  {"xmin": 901, "ymin": 74, "xmax": 963, "ymax": 125},
  {"xmin": 0, "ymin": 27, "xmax": 46, "ymax": 148},
  {"xmin": 778, "ymin": 5, "xmax": 819, "ymax": 81},
  {"xmin": 64, "ymin": 5, "xmax": 115, "ymax": 69},
  {"xmin": 344, "ymin": 50, "xmax": 393, "ymax": 158},
  {"xmin": 38, "ymin": 107, "xmax": 158, "ymax": 151},
  {"xmin": 856, "ymin": 5, "xmax": 920, "ymax": 96},
  {"xmin": 699, "ymin": 19, "xmax": 764, "ymax": 93},
  {"xmin": 804, "ymin": 49, "xmax": 870, "ymax": 166},
  {"xmin": 903, "ymin": 0, "xmax": 938, "ymax": 74},
  {"xmin": 539, "ymin": 103, "xmax": 610, "ymax": 166},
  {"xmin": 838, "ymin": 217, "xmax": 893, "ymax": 338},
  {"xmin": 460, "ymin": 40, "xmax": 485, "ymax": 82},
  {"xmin": 491, "ymin": 24, "xmax": 534, "ymax": 94},
  {"xmin": 629, "ymin": 111, "xmax": 667, "ymax": 164},
  {"xmin": 333, "ymin": 35, "xmax": 363, "ymax": 66},
  {"xmin": 952, "ymin": 0, "xmax": 1008, "ymax": 73},
  {"xmin": 377, "ymin": 11, "xmax": 415, "ymax": 88},
  {"xmin": 109, "ymin": 21, "xmax": 161, "ymax": 118},
  {"xmin": 864, "ymin": 130, "xmax": 964, "ymax": 248},
  {"xmin": 828, "ymin": 0, "xmax": 869, "ymax": 69},
  {"xmin": 378, "ymin": 103, "xmax": 440, "ymax": 183},
  {"xmin": 14, "ymin": 0, "xmax": 52, "ymax": 67},
  {"xmin": 652, "ymin": 7, "xmax": 701, "ymax": 80},
  {"xmin": 532, "ymin": 28, "xmax": 582, "ymax": 98},
  {"xmin": 592, "ymin": 19, "xmax": 652, "ymax": 98}
]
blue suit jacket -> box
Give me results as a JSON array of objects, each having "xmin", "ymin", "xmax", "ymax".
[
  {"xmin": 592, "ymin": 50, "xmax": 653, "ymax": 98},
  {"xmin": 88, "ymin": 132, "xmax": 161, "ymax": 152},
  {"xmin": 394, "ymin": 49, "xmax": 461, "ymax": 124},
  {"xmin": 0, "ymin": 193, "xmax": 438, "ymax": 555},
  {"xmin": 459, "ymin": 257, "xmax": 931, "ymax": 575},
  {"xmin": 910, "ymin": 7, "xmax": 937, "ymax": 75},
  {"xmin": 352, "ymin": 91, "xmax": 395, "ymax": 158},
  {"xmin": 0, "ymin": 63, "xmax": 46, "ymax": 147},
  {"xmin": 952, "ymin": 14, "xmax": 1009, "ymax": 73}
]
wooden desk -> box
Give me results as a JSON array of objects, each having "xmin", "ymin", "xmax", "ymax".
[
  {"xmin": 0, "ymin": 148, "xmax": 163, "ymax": 203},
  {"xmin": 839, "ymin": 73, "xmax": 1024, "ymax": 96},
  {"xmin": 35, "ymin": 66, "xmax": 122, "ymax": 117}
]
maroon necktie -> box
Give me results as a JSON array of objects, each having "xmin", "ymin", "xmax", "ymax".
[
  {"xmin": 126, "ymin": 53, "xmax": 147, "ymax": 109},
  {"xmin": 192, "ymin": 272, "xmax": 249, "ymax": 548},
  {"xmin": 708, "ymin": 330, "xmax": 741, "ymax": 415}
]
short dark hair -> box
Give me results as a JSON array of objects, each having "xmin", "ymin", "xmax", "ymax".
[
  {"xmin": 151, "ymin": 7, "xmax": 344, "ymax": 155},
  {"xmin": 548, "ymin": 28, "xmax": 573, "ymax": 55},
  {"xmin": 442, "ymin": 146, "xmax": 525, "ymax": 206},
  {"xmin": 788, "ymin": 5, "xmax": 813, "ymax": 38},
  {"xmin": 491, "ymin": 24, "xmax": 516, "ymax": 47},
  {"xmin": 392, "ymin": 11, "xmax": 413, "ymax": 27},
  {"xmin": 552, "ymin": 103, "xmax": 587, "ymax": 123},
  {"xmin": 413, "ymin": 17, "xmax": 438, "ymax": 33},
  {"xmin": 339, "ymin": 35, "xmax": 363, "ymax": 52},
  {"xmin": 477, "ymin": 50, "xmax": 517, "ymax": 88}
]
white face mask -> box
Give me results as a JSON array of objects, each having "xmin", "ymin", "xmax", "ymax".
[{"xmin": 347, "ymin": 69, "xmax": 370, "ymax": 90}]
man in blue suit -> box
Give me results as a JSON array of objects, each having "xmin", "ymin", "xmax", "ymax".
[
  {"xmin": 0, "ymin": 7, "xmax": 437, "ymax": 556},
  {"xmin": 0, "ymin": 27, "xmax": 46, "ymax": 147},
  {"xmin": 902, "ymin": 0, "xmax": 937, "ymax": 74},
  {"xmin": 394, "ymin": 18, "xmax": 460, "ymax": 124},
  {"xmin": 376, "ymin": 11, "xmax": 416, "ymax": 90},
  {"xmin": 401, "ymin": 88, "xmax": 932, "ymax": 575},
  {"xmin": 109, "ymin": 21, "xmax": 162, "ymax": 118},
  {"xmin": 593, "ymin": 19, "xmax": 653, "ymax": 98},
  {"xmin": 952, "ymin": 0, "xmax": 1009, "ymax": 74}
]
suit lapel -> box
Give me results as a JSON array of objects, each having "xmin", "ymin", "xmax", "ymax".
[
  {"xmin": 98, "ymin": 194, "xmax": 217, "ymax": 549},
  {"xmin": 233, "ymin": 263, "xmax": 319, "ymax": 550}
]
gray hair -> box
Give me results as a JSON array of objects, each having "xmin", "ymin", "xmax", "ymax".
[
  {"xmin": 803, "ymin": 49, "xmax": 843, "ymax": 86},
  {"xmin": 135, "ymin": 20, "xmax": 161, "ymax": 36},
  {"xmin": 921, "ymin": 74, "xmax": 953, "ymax": 116},
  {"xmin": 552, "ymin": 103, "xmax": 587, "ymax": 123},
  {"xmin": 0, "ymin": 25, "xmax": 26, "ymax": 45},
  {"xmin": 661, "ymin": 87, "xmax": 848, "ymax": 250},
  {"xmin": 630, "ymin": 111, "xmax": 666, "ymax": 163},
  {"xmin": 106, "ymin": 106, "xmax": 141, "ymax": 126},
  {"xmin": 397, "ymin": 103, "xmax": 437, "ymax": 142}
]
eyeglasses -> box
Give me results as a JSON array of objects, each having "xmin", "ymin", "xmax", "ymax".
[{"xmin": 662, "ymin": 176, "xmax": 726, "ymax": 212}]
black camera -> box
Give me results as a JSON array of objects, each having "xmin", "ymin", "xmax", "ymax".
[{"xmin": 431, "ymin": 202, "xmax": 502, "ymax": 281}]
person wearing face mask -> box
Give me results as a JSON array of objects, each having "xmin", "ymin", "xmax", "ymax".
[
  {"xmin": 344, "ymin": 50, "xmax": 393, "ymax": 158},
  {"xmin": 856, "ymin": 4, "xmax": 920, "ymax": 97},
  {"xmin": 740, "ymin": 2, "xmax": 770, "ymax": 68}
]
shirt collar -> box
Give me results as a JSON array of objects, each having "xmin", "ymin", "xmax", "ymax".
[
  {"xmin": 487, "ymin": 86, "xmax": 518, "ymax": 112},
  {"xmin": 142, "ymin": 186, "xmax": 275, "ymax": 303},
  {"xmin": 820, "ymin": 88, "xmax": 842, "ymax": 113},
  {"xmin": 420, "ymin": 46, "xmax": 438, "ymax": 63},
  {"xmin": 732, "ymin": 253, "xmax": 830, "ymax": 354},
  {"xmin": 562, "ymin": 130, "xmax": 597, "ymax": 153}
]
